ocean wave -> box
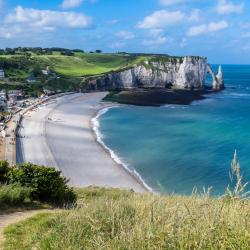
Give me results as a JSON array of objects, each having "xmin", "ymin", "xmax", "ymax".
[
  {"xmin": 215, "ymin": 92, "xmax": 250, "ymax": 99},
  {"xmin": 191, "ymin": 98, "xmax": 215, "ymax": 106},
  {"xmin": 229, "ymin": 93, "xmax": 250, "ymax": 97},
  {"xmin": 91, "ymin": 107, "xmax": 153, "ymax": 192},
  {"xmin": 162, "ymin": 104, "xmax": 188, "ymax": 109}
]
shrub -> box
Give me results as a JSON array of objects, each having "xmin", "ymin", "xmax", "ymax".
[
  {"xmin": 7, "ymin": 163, "xmax": 76, "ymax": 206},
  {"xmin": 0, "ymin": 160, "xmax": 10, "ymax": 184},
  {"xmin": 0, "ymin": 184, "xmax": 32, "ymax": 208}
]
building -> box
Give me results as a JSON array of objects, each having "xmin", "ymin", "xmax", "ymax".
[
  {"xmin": 0, "ymin": 97, "xmax": 7, "ymax": 111},
  {"xmin": 0, "ymin": 69, "xmax": 5, "ymax": 78},
  {"xmin": 8, "ymin": 90, "xmax": 24, "ymax": 101},
  {"xmin": 42, "ymin": 66, "xmax": 52, "ymax": 76},
  {"xmin": 27, "ymin": 74, "xmax": 37, "ymax": 83},
  {"xmin": 0, "ymin": 90, "xmax": 7, "ymax": 111}
]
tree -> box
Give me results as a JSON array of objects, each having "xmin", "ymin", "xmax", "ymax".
[
  {"xmin": 7, "ymin": 163, "xmax": 77, "ymax": 206},
  {"xmin": 96, "ymin": 50, "xmax": 102, "ymax": 53},
  {"xmin": 61, "ymin": 50, "xmax": 74, "ymax": 56},
  {"xmin": 0, "ymin": 161, "xmax": 9, "ymax": 184},
  {"xmin": 32, "ymin": 64, "xmax": 42, "ymax": 77}
]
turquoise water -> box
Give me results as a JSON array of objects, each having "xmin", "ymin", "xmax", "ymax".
[{"xmin": 98, "ymin": 65, "xmax": 250, "ymax": 195}]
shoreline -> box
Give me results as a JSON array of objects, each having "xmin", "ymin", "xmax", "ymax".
[
  {"xmin": 90, "ymin": 104, "xmax": 154, "ymax": 193},
  {"xmin": 17, "ymin": 93, "xmax": 148, "ymax": 193}
]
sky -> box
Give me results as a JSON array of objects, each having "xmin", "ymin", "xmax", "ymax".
[{"xmin": 0, "ymin": 0, "xmax": 249, "ymax": 64}]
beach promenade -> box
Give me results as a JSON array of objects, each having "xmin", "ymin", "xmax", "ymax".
[{"xmin": 16, "ymin": 93, "xmax": 147, "ymax": 192}]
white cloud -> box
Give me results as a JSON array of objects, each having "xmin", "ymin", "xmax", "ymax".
[
  {"xmin": 137, "ymin": 10, "xmax": 185, "ymax": 29},
  {"xmin": 159, "ymin": 0, "xmax": 184, "ymax": 6},
  {"xmin": 0, "ymin": 23, "xmax": 56, "ymax": 39},
  {"xmin": 5, "ymin": 6, "xmax": 92, "ymax": 29},
  {"xmin": 143, "ymin": 36, "xmax": 167, "ymax": 46},
  {"xmin": 0, "ymin": 6, "xmax": 92, "ymax": 39},
  {"xmin": 62, "ymin": 0, "xmax": 84, "ymax": 9},
  {"xmin": 0, "ymin": 26, "xmax": 21, "ymax": 39},
  {"xmin": 116, "ymin": 31, "xmax": 135, "ymax": 40},
  {"xmin": 142, "ymin": 28, "xmax": 168, "ymax": 46},
  {"xmin": 180, "ymin": 37, "xmax": 187, "ymax": 48},
  {"xmin": 216, "ymin": 0, "xmax": 244, "ymax": 15},
  {"xmin": 148, "ymin": 29, "xmax": 164, "ymax": 37},
  {"xmin": 187, "ymin": 21, "xmax": 229, "ymax": 36},
  {"xmin": 189, "ymin": 9, "xmax": 201, "ymax": 22}
]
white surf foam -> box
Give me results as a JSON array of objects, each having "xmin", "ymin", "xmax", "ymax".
[
  {"xmin": 91, "ymin": 106, "xmax": 153, "ymax": 192},
  {"xmin": 162, "ymin": 104, "xmax": 188, "ymax": 109}
]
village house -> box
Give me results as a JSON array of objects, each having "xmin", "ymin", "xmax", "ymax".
[
  {"xmin": 8, "ymin": 90, "xmax": 24, "ymax": 101},
  {"xmin": 42, "ymin": 66, "xmax": 52, "ymax": 76},
  {"xmin": 0, "ymin": 90, "xmax": 7, "ymax": 111},
  {"xmin": 27, "ymin": 74, "xmax": 37, "ymax": 83},
  {"xmin": 0, "ymin": 69, "xmax": 5, "ymax": 78}
]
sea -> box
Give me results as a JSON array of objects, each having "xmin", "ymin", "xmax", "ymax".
[{"xmin": 95, "ymin": 65, "xmax": 250, "ymax": 195}]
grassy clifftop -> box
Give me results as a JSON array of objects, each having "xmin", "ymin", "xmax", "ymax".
[
  {"xmin": 3, "ymin": 186, "xmax": 250, "ymax": 249},
  {"xmin": 0, "ymin": 52, "xmax": 154, "ymax": 79},
  {"xmin": 32, "ymin": 53, "xmax": 134, "ymax": 77},
  {"xmin": 0, "ymin": 52, "xmax": 188, "ymax": 79},
  {"xmin": 0, "ymin": 51, "xmax": 199, "ymax": 95}
]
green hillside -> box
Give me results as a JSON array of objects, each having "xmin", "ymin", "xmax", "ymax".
[
  {"xmin": 0, "ymin": 50, "xmax": 183, "ymax": 78},
  {"xmin": 32, "ymin": 53, "xmax": 135, "ymax": 77},
  {"xmin": 0, "ymin": 52, "xmax": 156, "ymax": 79}
]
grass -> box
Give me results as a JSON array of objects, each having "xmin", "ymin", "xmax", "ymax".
[
  {"xmin": 0, "ymin": 185, "xmax": 32, "ymax": 210},
  {"xmin": 3, "ymin": 186, "xmax": 250, "ymax": 249},
  {"xmin": 32, "ymin": 53, "xmax": 135, "ymax": 77},
  {"xmin": 0, "ymin": 52, "xmax": 182, "ymax": 79},
  {"xmin": 0, "ymin": 184, "xmax": 49, "ymax": 214}
]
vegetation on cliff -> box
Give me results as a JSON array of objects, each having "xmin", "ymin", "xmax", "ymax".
[
  {"xmin": 0, "ymin": 48, "xmax": 201, "ymax": 96},
  {"xmin": 0, "ymin": 161, "xmax": 76, "ymax": 208},
  {"xmin": 0, "ymin": 51, "xmax": 167, "ymax": 79}
]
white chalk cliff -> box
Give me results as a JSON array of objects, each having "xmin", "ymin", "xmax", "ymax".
[{"xmin": 87, "ymin": 56, "xmax": 224, "ymax": 91}]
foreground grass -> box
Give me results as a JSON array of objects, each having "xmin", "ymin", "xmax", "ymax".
[
  {"xmin": 0, "ymin": 185, "xmax": 51, "ymax": 215},
  {"xmin": 3, "ymin": 187, "xmax": 250, "ymax": 249}
]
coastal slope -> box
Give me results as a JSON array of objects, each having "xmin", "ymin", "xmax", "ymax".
[{"xmin": 16, "ymin": 93, "xmax": 147, "ymax": 192}]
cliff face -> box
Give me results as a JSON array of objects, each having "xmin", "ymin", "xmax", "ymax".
[{"xmin": 87, "ymin": 56, "xmax": 223, "ymax": 90}]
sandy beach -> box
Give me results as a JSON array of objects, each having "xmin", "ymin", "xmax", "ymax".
[{"xmin": 16, "ymin": 92, "xmax": 147, "ymax": 192}]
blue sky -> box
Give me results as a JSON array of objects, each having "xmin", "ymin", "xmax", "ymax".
[{"xmin": 0, "ymin": 0, "xmax": 249, "ymax": 64}]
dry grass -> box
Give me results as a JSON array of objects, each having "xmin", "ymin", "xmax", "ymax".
[{"xmin": 3, "ymin": 187, "xmax": 250, "ymax": 250}]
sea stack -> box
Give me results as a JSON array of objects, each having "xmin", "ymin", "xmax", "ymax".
[
  {"xmin": 216, "ymin": 65, "xmax": 224, "ymax": 89},
  {"xmin": 212, "ymin": 65, "xmax": 224, "ymax": 91}
]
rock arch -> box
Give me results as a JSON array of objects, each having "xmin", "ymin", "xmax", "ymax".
[{"xmin": 207, "ymin": 64, "xmax": 224, "ymax": 90}]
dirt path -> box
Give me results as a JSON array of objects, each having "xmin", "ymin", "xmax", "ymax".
[{"xmin": 0, "ymin": 209, "xmax": 55, "ymax": 246}]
